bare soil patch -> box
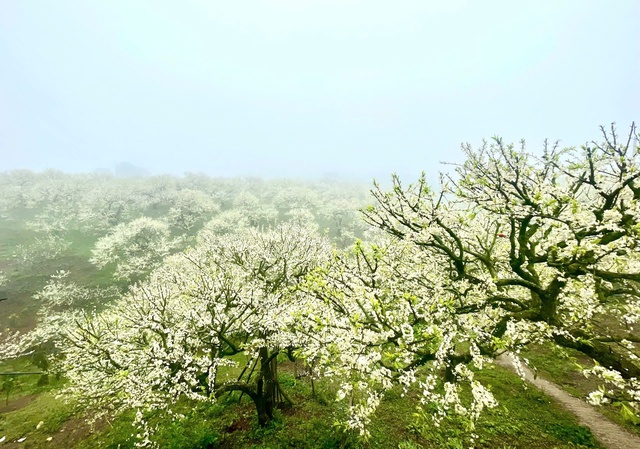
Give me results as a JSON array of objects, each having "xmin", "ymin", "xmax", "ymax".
[{"xmin": 0, "ymin": 394, "xmax": 38, "ymax": 414}]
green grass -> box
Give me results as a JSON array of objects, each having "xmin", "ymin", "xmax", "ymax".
[
  {"xmin": 522, "ymin": 342, "xmax": 640, "ymax": 437},
  {"xmin": 0, "ymin": 220, "xmax": 36, "ymax": 260},
  {"xmin": 0, "ymin": 393, "xmax": 78, "ymax": 446},
  {"xmin": 377, "ymin": 362, "xmax": 601, "ymax": 449},
  {"xmin": 471, "ymin": 365, "xmax": 600, "ymax": 448},
  {"xmin": 0, "ymin": 357, "xmax": 65, "ymax": 405},
  {"xmin": 72, "ymin": 363, "xmax": 603, "ymax": 449},
  {"xmin": 77, "ymin": 405, "xmax": 223, "ymax": 449}
]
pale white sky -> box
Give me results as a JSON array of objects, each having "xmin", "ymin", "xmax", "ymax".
[{"xmin": 1, "ymin": 1, "xmax": 638, "ymax": 181}]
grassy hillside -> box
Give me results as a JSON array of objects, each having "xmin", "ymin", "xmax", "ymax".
[{"xmin": 0, "ymin": 172, "xmax": 635, "ymax": 448}]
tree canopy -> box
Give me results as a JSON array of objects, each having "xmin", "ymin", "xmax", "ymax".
[
  {"xmin": 2, "ymin": 124, "xmax": 639, "ymax": 446},
  {"xmin": 361, "ymin": 123, "xmax": 640, "ymax": 411}
]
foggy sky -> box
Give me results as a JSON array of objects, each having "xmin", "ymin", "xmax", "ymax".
[{"xmin": 1, "ymin": 1, "xmax": 638, "ymax": 181}]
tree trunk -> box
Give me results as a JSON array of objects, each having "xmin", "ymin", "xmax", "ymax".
[
  {"xmin": 255, "ymin": 397, "xmax": 271, "ymax": 427},
  {"xmin": 256, "ymin": 346, "xmax": 276, "ymax": 426},
  {"xmin": 214, "ymin": 347, "xmax": 282, "ymax": 427},
  {"xmin": 554, "ymin": 334, "xmax": 640, "ymax": 379}
]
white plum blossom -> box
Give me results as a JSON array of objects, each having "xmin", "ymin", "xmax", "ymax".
[
  {"xmin": 0, "ymin": 270, "xmax": 119, "ymax": 366},
  {"xmin": 90, "ymin": 217, "xmax": 180, "ymax": 281},
  {"xmin": 299, "ymin": 237, "xmax": 498, "ymax": 437},
  {"xmin": 361, "ymin": 123, "xmax": 640, "ymax": 421},
  {"xmin": 167, "ymin": 188, "xmax": 219, "ymax": 231},
  {"xmin": 62, "ymin": 222, "xmax": 332, "ymax": 444}
]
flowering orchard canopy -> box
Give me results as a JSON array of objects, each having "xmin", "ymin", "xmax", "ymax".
[
  {"xmin": 357, "ymin": 123, "xmax": 640, "ymax": 418},
  {"xmin": 89, "ymin": 217, "xmax": 181, "ymax": 281},
  {"xmin": 27, "ymin": 124, "xmax": 640, "ymax": 445},
  {"xmin": 62, "ymin": 222, "xmax": 332, "ymax": 433},
  {"xmin": 299, "ymin": 237, "xmax": 498, "ymax": 435}
]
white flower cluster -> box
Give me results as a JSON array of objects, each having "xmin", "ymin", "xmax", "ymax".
[
  {"xmin": 61, "ymin": 222, "xmax": 331, "ymax": 443},
  {"xmin": 358, "ymin": 126, "xmax": 640, "ymax": 423},
  {"xmin": 89, "ymin": 217, "xmax": 180, "ymax": 281},
  {"xmin": 299, "ymin": 237, "xmax": 499, "ymax": 437},
  {"xmin": 13, "ymin": 126, "xmax": 640, "ymax": 443}
]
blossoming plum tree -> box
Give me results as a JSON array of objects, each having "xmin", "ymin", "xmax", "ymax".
[
  {"xmin": 361, "ymin": 123, "xmax": 640, "ymax": 418},
  {"xmin": 89, "ymin": 217, "xmax": 180, "ymax": 282},
  {"xmin": 62, "ymin": 222, "xmax": 331, "ymax": 439},
  {"xmin": 0, "ymin": 271, "xmax": 119, "ymax": 377},
  {"xmin": 166, "ymin": 188, "xmax": 220, "ymax": 231},
  {"xmin": 299, "ymin": 236, "xmax": 498, "ymax": 437},
  {"xmin": 10, "ymin": 125, "xmax": 640, "ymax": 444}
]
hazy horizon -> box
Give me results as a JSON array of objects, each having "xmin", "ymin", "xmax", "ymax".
[{"xmin": 1, "ymin": 1, "xmax": 638, "ymax": 181}]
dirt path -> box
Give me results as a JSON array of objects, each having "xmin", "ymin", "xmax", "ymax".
[
  {"xmin": 0, "ymin": 394, "xmax": 38, "ymax": 414},
  {"xmin": 495, "ymin": 354, "xmax": 640, "ymax": 449}
]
